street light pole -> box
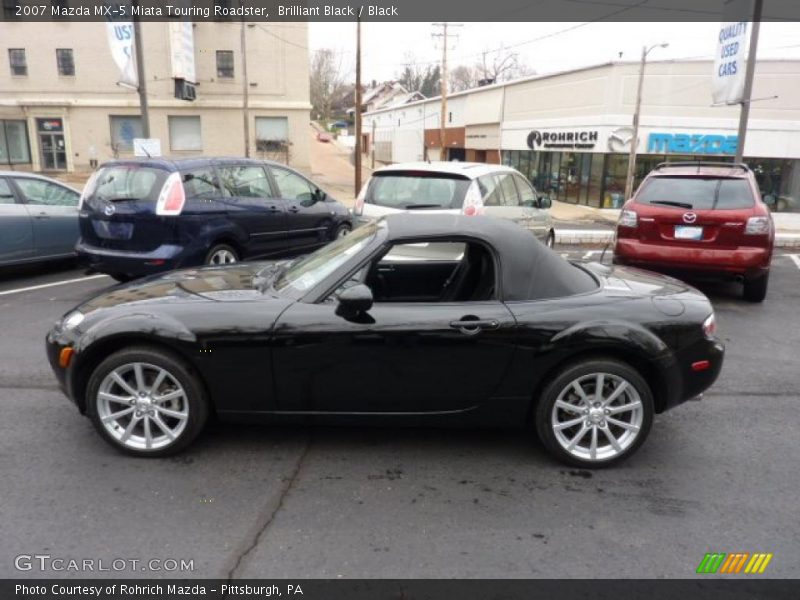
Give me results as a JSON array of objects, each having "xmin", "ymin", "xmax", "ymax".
[
  {"xmin": 132, "ymin": 6, "xmax": 150, "ymax": 138},
  {"xmin": 354, "ymin": 18, "xmax": 362, "ymax": 197},
  {"xmin": 734, "ymin": 0, "xmax": 763, "ymax": 163},
  {"xmin": 241, "ymin": 22, "xmax": 251, "ymax": 158},
  {"xmin": 624, "ymin": 43, "xmax": 668, "ymax": 200}
]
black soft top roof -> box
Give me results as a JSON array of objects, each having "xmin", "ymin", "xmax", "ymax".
[{"xmin": 380, "ymin": 214, "xmax": 597, "ymax": 301}]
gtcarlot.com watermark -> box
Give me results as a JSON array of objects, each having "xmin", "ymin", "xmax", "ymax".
[{"xmin": 14, "ymin": 554, "xmax": 194, "ymax": 573}]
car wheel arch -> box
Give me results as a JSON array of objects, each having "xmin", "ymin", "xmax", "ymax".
[
  {"xmin": 524, "ymin": 346, "xmax": 669, "ymax": 425},
  {"xmin": 70, "ymin": 334, "xmax": 215, "ymax": 416}
]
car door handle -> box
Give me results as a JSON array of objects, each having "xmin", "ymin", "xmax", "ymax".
[
  {"xmin": 34, "ymin": 212, "xmax": 50, "ymax": 219},
  {"xmin": 449, "ymin": 318, "xmax": 500, "ymax": 334},
  {"xmin": 268, "ymin": 205, "xmax": 280, "ymax": 212},
  {"xmin": 288, "ymin": 206, "xmax": 300, "ymax": 213}
]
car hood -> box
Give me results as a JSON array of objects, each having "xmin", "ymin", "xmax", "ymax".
[{"xmin": 78, "ymin": 262, "xmax": 285, "ymax": 315}]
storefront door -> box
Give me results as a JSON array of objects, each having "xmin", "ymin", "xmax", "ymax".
[{"xmin": 36, "ymin": 119, "xmax": 67, "ymax": 171}]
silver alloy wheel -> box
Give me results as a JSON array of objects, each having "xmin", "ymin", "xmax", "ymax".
[
  {"xmin": 208, "ymin": 248, "xmax": 237, "ymax": 265},
  {"xmin": 96, "ymin": 362, "xmax": 189, "ymax": 451},
  {"xmin": 551, "ymin": 372, "xmax": 643, "ymax": 462},
  {"xmin": 337, "ymin": 226, "xmax": 350, "ymax": 238}
]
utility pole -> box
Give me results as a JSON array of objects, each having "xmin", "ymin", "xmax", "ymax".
[
  {"xmin": 241, "ymin": 22, "xmax": 251, "ymax": 158},
  {"xmin": 132, "ymin": 4, "xmax": 150, "ymax": 138},
  {"xmin": 734, "ymin": 0, "xmax": 763, "ymax": 163},
  {"xmin": 432, "ymin": 23, "xmax": 461, "ymax": 161},
  {"xmin": 371, "ymin": 119, "xmax": 376, "ymax": 170},
  {"xmin": 624, "ymin": 42, "xmax": 668, "ymax": 201},
  {"xmin": 354, "ymin": 18, "xmax": 362, "ymax": 196}
]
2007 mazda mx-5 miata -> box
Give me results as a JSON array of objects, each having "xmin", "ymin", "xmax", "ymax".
[{"xmin": 47, "ymin": 214, "xmax": 724, "ymax": 466}]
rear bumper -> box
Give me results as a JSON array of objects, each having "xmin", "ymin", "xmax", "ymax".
[
  {"xmin": 614, "ymin": 238, "xmax": 771, "ymax": 278},
  {"xmin": 76, "ymin": 240, "xmax": 202, "ymax": 277},
  {"xmin": 660, "ymin": 337, "xmax": 725, "ymax": 412}
]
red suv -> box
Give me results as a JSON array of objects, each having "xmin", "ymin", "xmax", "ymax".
[{"xmin": 613, "ymin": 162, "xmax": 774, "ymax": 302}]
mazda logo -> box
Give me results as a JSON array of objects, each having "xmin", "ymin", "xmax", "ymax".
[
  {"xmin": 682, "ymin": 212, "xmax": 697, "ymax": 224},
  {"xmin": 103, "ymin": 203, "xmax": 116, "ymax": 217}
]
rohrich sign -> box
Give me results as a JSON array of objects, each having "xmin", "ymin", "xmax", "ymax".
[
  {"xmin": 527, "ymin": 129, "xmax": 599, "ymax": 151},
  {"xmin": 647, "ymin": 132, "xmax": 739, "ymax": 155}
]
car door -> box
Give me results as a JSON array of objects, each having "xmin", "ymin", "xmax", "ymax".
[
  {"xmin": 513, "ymin": 173, "xmax": 548, "ymax": 241},
  {"xmin": 271, "ymin": 239, "xmax": 518, "ymax": 414},
  {"xmin": 269, "ymin": 165, "xmax": 332, "ymax": 252},
  {"xmin": 0, "ymin": 177, "xmax": 35, "ymax": 264},
  {"xmin": 217, "ymin": 164, "xmax": 288, "ymax": 259},
  {"xmin": 480, "ymin": 172, "xmax": 530, "ymax": 230},
  {"xmin": 12, "ymin": 176, "xmax": 80, "ymax": 257}
]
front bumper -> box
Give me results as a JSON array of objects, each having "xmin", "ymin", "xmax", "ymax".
[
  {"xmin": 660, "ymin": 337, "xmax": 725, "ymax": 412},
  {"xmin": 46, "ymin": 325, "xmax": 80, "ymax": 410},
  {"xmin": 614, "ymin": 239, "xmax": 771, "ymax": 278}
]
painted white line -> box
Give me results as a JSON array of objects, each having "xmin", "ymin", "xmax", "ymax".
[
  {"xmin": 583, "ymin": 250, "xmax": 600, "ymax": 259},
  {"xmin": 0, "ymin": 274, "xmax": 109, "ymax": 297},
  {"xmin": 787, "ymin": 254, "xmax": 800, "ymax": 271}
]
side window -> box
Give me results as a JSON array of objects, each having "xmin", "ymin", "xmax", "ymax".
[
  {"xmin": 271, "ymin": 166, "xmax": 316, "ymax": 206},
  {"xmin": 14, "ymin": 178, "xmax": 79, "ymax": 206},
  {"xmin": 0, "ymin": 178, "xmax": 15, "ymax": 204},
  {"xmin": 513, "ymin": 174, "xmax": 536, "ymax": 207},
  {"xmin": 181, "ymin": 167, "xmax": 221, "ymax": 201},
  {"xmin": 218, "ymin": 166, "xmax": 273, "ymax": 199},
  {"xmin": 497, "ymin": 173, "xmax": 520, "ymax": 207},
  {"xmin": 477, "ymin": 175, "xmax": 504, "ymax": 207}
]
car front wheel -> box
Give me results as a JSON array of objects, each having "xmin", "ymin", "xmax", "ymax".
[
  {"xmin": 334, "ymin": 223, "xmax": 351, "ymax": 239},
  {"xmin": 535, "ymin": 358, "xmax": 654, "ymax": 468},
  {"xmin": 86, "ymin": 347, "xmax": 209, "ymax": 457},
  {"xmin": 205, "ymin": 244, "xmax": 239, "ymax": 266}
]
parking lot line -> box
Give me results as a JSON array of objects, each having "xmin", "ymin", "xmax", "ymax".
[
  {"xmin": 0, "ymin": 274, "xmax": 109, "ymax": 297},
  {"xmin": 787, "ymin": 254, "xmax": 800, "ymax": 271}
]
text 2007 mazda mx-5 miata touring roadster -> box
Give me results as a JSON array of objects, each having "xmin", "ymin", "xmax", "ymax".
[{"xmin": 47, "ymin": 214, "xmax": 724, "ymax": 467}]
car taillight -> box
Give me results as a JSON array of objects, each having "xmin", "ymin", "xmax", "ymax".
[
  {"xmin": 745, "ymin": 216, "xmax": 770, "ymax": 235},
  {"xmin": 619, "ymin": 209, "xmax": 638, "ymax": 228},
  {"xmin": 155, "ymin": 172, "xmax": 186, "ymax": 216},
  {"xmin": 78, "ymin": 170, "xmax": 99, "ymax": 210},
  {"xmin": 702, "ymin": 313, "xmax": 716, "ymax": 338},
  {"xmin": 462, "ymin": 181, "xmax": 484, "ymax": 217},
  {"xmin": 353, "ymin": 179, "xmax": 369, "ymax": 216}
]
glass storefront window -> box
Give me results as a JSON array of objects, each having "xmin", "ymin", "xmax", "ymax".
[
  {"xmin": 751, "ymin": 158, "xmax": 800, "ymax": 213},
  {"xmin": 0, "ymin": 120, "xmax": 31, "ymax": 164}
]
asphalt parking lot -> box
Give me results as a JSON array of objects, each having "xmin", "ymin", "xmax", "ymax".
[{"xmin": 1, "ymin": 249, "xmax": 798, "ymax": 579}]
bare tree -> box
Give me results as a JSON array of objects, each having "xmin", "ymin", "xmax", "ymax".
[
  {"xmin": 476, "ymin": 46, "xmax": 535, "ymax": 85},
  {"xmin": 310, "ymin": 48, "xmax": 348, "ymax": 123},
  {"xmin": 396, "ymin": 53, "xmax": 441, "ymax": 97},
  {"xmin": 449, "ymin": 64, "xmax": 479, "ymax": 92}
]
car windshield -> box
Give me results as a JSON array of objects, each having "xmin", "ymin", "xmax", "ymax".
[
  {"xmin": 85, "ymin": 165, "xmax": 168, "ymax": 203},
  {"xmin": 273, "ymin": 222, "xmax": 378, "ymax": 295},
  {"xmin": 366, "ymin": 172, "xmax": 471, "ymax": 209},
  {"xmin": 637, "ymin": 176, "xmax": 754, "ymax": 210}
]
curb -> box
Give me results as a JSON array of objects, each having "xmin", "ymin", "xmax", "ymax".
[{"xmin": 556, "ymin": 229, "xmax": 800, "ymax": 248}]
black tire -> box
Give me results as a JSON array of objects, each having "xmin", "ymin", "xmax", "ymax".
[
  {"xmin": 85, "ymin": 346, "xmax": 210, "ymax": 457},
  {"xmin": 743, "ymin": 271, "xmax": 769, "ymax": 303},
  {"xmin": 109, "ymin": 273, "xmax": 134, "ymax": 283},
  {"xmin": 535, "ymin": 358, "xmax": 655, "ymax": 468},
  {"xmin": 333, "ymin": 222, "xmax": 351, "ymax": 240},
  {"xmin": 205, "ymin": 243, "xmax": 239, "ymax": 266}
]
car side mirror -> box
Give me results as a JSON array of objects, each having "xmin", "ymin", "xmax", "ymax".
[
  {"xmin": 537, "ymin": 195, "xmax": 552, "ymax": 209},
  {"xmin": 314, "ymin": 188, "xmax": 327, "ymax": 203},
  {"xmin": 336, "ymin": 283, "xmax": 373, "ymax": 316}
]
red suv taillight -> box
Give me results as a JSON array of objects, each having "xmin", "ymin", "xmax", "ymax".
[
  {"xmin": 744, "ymin": 216, "xmax": 770, "ymax": 235},
  {"xmin": 619, "ymin": 209, "xmax": 638, "ymax": 228},
  {"xmin": 155, "ymin": 172, "xmax": 186, "ymax": 216}
]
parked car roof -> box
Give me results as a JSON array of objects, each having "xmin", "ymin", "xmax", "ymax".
[
  {"xmin": 380, "ymin": 213, "xmax": 595, "ymax": 301},
  {"xmin": 0, "ymin": 171, "xmax": 80, "ymax": 192},
  {"xmin": 97, "ymin": 157, "xmax": 294, "ymax": 171},
  {"xmin": 651, "ymin": 162, "xmax": 752, "ymax": 179},
  {"xmin": 373, "ymin": 161, "xmax": 517, "ymax": 180}
]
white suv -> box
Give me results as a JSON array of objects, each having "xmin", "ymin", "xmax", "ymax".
[{"xmin": 353, "ymin": 162, "xmax": 555, "ymax": 247}]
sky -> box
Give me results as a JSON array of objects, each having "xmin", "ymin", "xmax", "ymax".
[{"xmin": 307, "ymin": 21, "xmax": 800, "ymax": 83}]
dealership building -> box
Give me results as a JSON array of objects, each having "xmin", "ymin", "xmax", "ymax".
[
  {"xmin": 364, "ymin": 59, "xmax": 800, "ymax": 211},
  {"xmin": 0, "ymin": 21, "xmax": 311, "ymax": 173}
]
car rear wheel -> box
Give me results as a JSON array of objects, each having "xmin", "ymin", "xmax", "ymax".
[
  {"xmin": 205, "ymin": 244, "xmax": 239, "ymax": 266},
  {"xmin": 109, "ymin": 273, "xmax": 133, "ymax": 283},
  {"xmin": 86, "ymin": 347, "xmax": 209, "ymax": 457},
  {"xmin": 334, "ymin": 223, "xmax": 351, "ymax": 239},
  {"xmin": 535, "ymin": 358, "xmax": 654, "ymax": 468},
  {"xmin": 743, "ymin": 272, "xmax": 769, "ymax": 303}
]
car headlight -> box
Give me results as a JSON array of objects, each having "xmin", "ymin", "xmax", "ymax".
[{"xmin": 63, "ymin": 311, "xmax": 85, "ymax": 330}]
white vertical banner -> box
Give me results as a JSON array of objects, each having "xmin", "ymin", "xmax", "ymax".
[
  {"xmin": 106, "ymin": 22, "xmax": 138, "ymax": 89},
  {"xmin": 168, "ymin": 22, "xmax": 196, "ymax": 83}
]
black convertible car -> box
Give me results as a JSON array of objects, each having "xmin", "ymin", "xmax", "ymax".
[{"xmin": 47, "ymin": 214, "xmax": 724, "ymax": 467}]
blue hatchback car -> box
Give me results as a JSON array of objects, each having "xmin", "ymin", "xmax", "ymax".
[{"xmin": 77, "ymin": 157, "xmax": 352, "ymax": 281}]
